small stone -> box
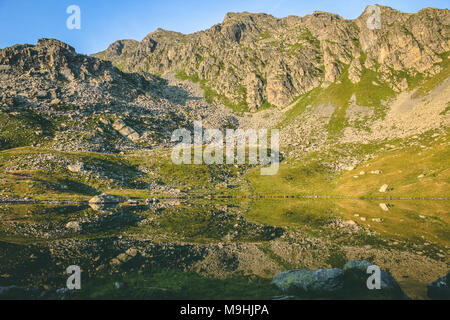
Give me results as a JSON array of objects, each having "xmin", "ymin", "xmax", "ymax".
[
  {"xmin": 67, "ymin": 162, "xmax": 83, "ymax": 173},
  {"xmin": 36, "ymin": 90, "xmax": 48, "ymax": 99},
  {"xmin": 65, "ymin": 221, "xmax": 81, "ymax": 232}
]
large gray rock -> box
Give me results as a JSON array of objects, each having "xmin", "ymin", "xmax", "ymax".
[
  {"xmin": 428, "ymin": 273, "xmax": 450, "ymax": 300},
  {"xmin": 89, "ymin": 193, "xmax": 120, "ymax": 204},
  {"xmin": 273, "ymin": 269, "xmax": 344, "ymax": 295}
]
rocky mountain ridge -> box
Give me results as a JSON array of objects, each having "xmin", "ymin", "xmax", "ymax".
[
  {"xmin": 95, "ymin": 5, "xmax": 449, "ymax": 111},
  {"xmin": 0, "ymin": 38, "xmax": 238, "ymax": 152}
]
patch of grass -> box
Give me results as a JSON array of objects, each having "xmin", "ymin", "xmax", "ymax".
[
  {"xmin": 247, "ymin": 158, "xmax": 334, "ymax": 196},
  {"xmin": 334, "ymin": 135, "xmax": 450, "ymax": 198},
  {"xmin": 441, "ymin": 102, "xmax": 450, "ymax": 116},
  {"xmin": 256, "ymin": 31, "xmax": 272, "ymax": 41},
  {"xmin": 299, "ymin": 29, "xmax": 320, "ymax": 49},
  {"xmin": 278, "ymin": 87, "xmax": 321, "ymax": 128},
  {"xmin": 354, "ymin": 68, "xmax": 395, "ymax": 114},
  {"xmin": 0, "ymin": 110, "xmax": 54, "ymax": 150}
]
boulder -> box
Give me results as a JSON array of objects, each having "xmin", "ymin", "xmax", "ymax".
[
  {"xmin": 36, "ymin": 90, "xmax": 48, "ymax": 99},
  {"xmin": 114, "ymin": 119, "xmax": 141, "ymax": 142},
  {"xmin": 273, "ymin": 269, "xmax": 344, "ymax": 296},
  {"xmin": 343, "ymin": 260, "xmax": 408, "ymax": 299},
  {"xmin": 89, "ymin": 193, "xmax": 119, "ymax": 204},
  {"xmin": 113, "ymin": 119, "xmax": 126, "ymax": 131},
  {"xmin": 428, "ymin": 273, "xmax": 450, "ymax": 300},
  {"xmin": 50, "ymin": 98, "xmax": 61, "ymax": 105},
  {"xmin": 379, "ymin": 184, "xmax": 389, "ymax": 193},
  {"xmin": 67, "ymin": 162, "xmax": 83, "ymax": 173},
  {"xmin": 379, "ymin": 203, "xmax": 390, "ymax": 212},
  {"xmin": 65, "ymin": 221, "xmax": 81, "ymax": 232}
]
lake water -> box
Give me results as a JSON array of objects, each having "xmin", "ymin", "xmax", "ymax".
[{"xmin": 0, "ymin": 199, "xmax": 448, "ymax": 300}]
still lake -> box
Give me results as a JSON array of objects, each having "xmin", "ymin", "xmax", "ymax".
[{"xmin": 0, "ymin": 198, "xmax": 448, "ymax": 299}]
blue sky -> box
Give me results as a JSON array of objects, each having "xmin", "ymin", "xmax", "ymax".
[{"xmin": 0, "ymin": 0, "xmax": 448, "ymax": 54}]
